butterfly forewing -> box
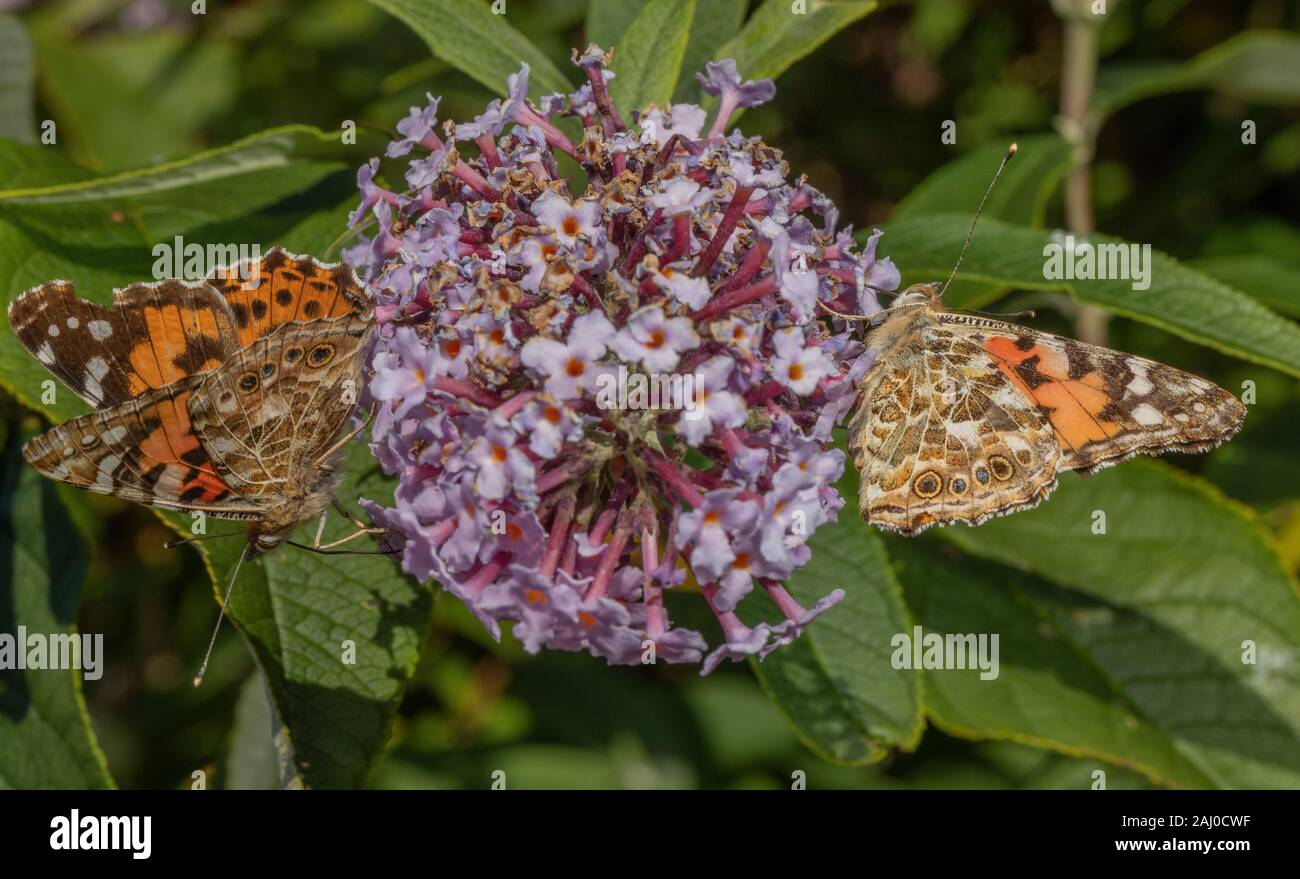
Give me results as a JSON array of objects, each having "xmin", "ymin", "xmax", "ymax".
[
  {"xmin": 8, "ymin": 278, "xmax": 241, "ymax": 408},
  {"xmin": 205, "ymin": 247, "xmax": 371, "ymax": 348}
]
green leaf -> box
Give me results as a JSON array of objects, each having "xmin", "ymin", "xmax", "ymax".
[
  {"xmin": 368, "ymin": 0, "xmax": 572, "ymax": 99},
  {"xmin": 609, "ymin": 0, "xmax": 696, "ymax": 116},
  {"xmin": 0, "ymin": 125, "xmax": 370, "ymax": 248},
  {"xmin": 889, "ymin": 537, "xmax": 1214, "ymax": 788},
  {"xmin": 586, "ymin": 0, "xmax": 649, "ymax": 48},
  {"xmin": 893, "ymin": 134, "xmax": 1072, "ymax": 228},
  {"xmin": 751, "ymin": 460, "xmax": 923, "ymax": 765},
  {"xmin": 932, "ymin": 461, "xmax": 1300, "ymax": 789},
  {"xmin": 222, "ymin": 668, "xmax": 278, "ymax": 790},
  {"xmin": 0, "ymin": 14, "xmax": 36, "ymax": 144},
  {"xmin": 27, "ymin": 21, "xmax": 238, "ymax": 170},
  {"xmin": 172, "ymin": 443, "xmax": 433, "ymax": 789},
  {"xmin": 1201, "ymin": 395, "xmax": 1300, "ymax": 508},
  {"xmin": 589, "ymin": 0, "xmax": 747, "ymax": 105},
  {"xmin": 1189, "ymin": 254, "xmax": 1300, "ymax": 320},
  {"xmin": 876, "ymin": 213, "xmax": 1300, "ymax": 379},
  {"xmin": 0, "ymin": 427, "xmax": 114, "ymax": 789},
  {"xmin": 1094, "ymin": 31, "xmax": 1300, "ymax": 122},
  {"xmin": 712, "ymin": 0, "xmax": 876, "ymax": 117},
  {"xmin": 673, "ymin": 0, "xmax": 748, "ymax": 103}
]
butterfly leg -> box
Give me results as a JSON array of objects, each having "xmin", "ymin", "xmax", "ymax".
[
  {"xmin": 307, "ymin": 498, "xmax": 388, "ymax": 550},
  {"xmin": 312, "ymin": 508, "xmax": 329, "ymax": 548},
  {"xmin": 331, "ymin": 497, "xmax": 373, "ymax": 531},
  {"xmin": 314, "ymin": 524, "xmax": 389, "ymax": 551}
]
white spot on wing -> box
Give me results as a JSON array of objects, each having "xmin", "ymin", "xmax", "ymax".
[
  {"xmin": 66, "ymin": 316, "xmax": 80, "ymax": 329},
  {"xmin": 94, "ymin": 454, "xmax": 121, "ymax": 489},
  {"xmin": 1125, "ymin": 361, "xmax": 1152, "ymax": 396},
  {"xmin": 47, "ymin": 324, "xmax": 59, "ymax": 337},
  {"xmin": 88, "ymin": 319, "xmax": 113, "ymax": 341},
  {"xmin": 87, "ymin": 356, "xmax": 109, "ymax": 381},
  {"xmin": 35, "ymin": 342, "xmax": 55, "ymax": 364},
  {"xmin": 1131, "ymin": 403, "xmax": 1163, "ymax": 426}
]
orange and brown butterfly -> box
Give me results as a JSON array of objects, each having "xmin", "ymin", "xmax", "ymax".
[
  {"xmin": 838, "ymin": 146, "xmax": 1245, "ymax": 536},
  {"xmin": 844, "ymin": 282, "xmax": 1245, "ymax": 535},
  {"xmin": 7, "ymin": 247, "xmax": 377, "ymax": 558}
]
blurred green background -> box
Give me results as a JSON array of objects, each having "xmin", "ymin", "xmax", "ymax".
[{"xmin": 1, "ymin": 0, "xmax": 1298, "ymax": 790}]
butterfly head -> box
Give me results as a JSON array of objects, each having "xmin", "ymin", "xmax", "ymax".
[
  {"xmin": 890, "ymin": 282, "xmax": 944, "ymax": 311},
  {"xmin": 247, "ymin": 526, "xmax": 287, "ymax": 558}
]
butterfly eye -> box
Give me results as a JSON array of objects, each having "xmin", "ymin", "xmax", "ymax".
[
  {"xmin": 284, "ymin": 347, "xmax": 303, "ymax": 363},
  {"xmin": 308, "ymin": 344, "xmax": 334, "ymax": 366},
  {"xmin": 261, "ymin": 363, "xmax": 276, "ymax": 379},
  {"xmin": 238, "ymin": 372, "xmax": 259, "ymax": 393}
]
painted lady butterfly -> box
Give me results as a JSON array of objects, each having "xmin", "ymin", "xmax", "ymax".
[
  {"xmin": 8, "ymin": 248, "xmax": 376, "ymax": 557},
  {"xmin": 846, "ymin": 282, "xmax": 1246, "ymax": 535}
]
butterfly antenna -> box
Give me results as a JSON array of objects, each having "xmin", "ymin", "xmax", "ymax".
[
  {"xmin": 940, "ymin": 142, "xmax": 1017, "ymax": 297},
  {"xmin": 193, "ymin": 544, "xmax": 249, "ymax": 688}
]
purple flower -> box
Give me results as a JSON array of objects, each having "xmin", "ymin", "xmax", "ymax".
[
  {"xmin": 696, "ymin": 59, "xmax": 776, "ymax": 137},
  {"xmin": 531, "ymin": 191, "xmax": 602, "ymax": 248},
  {"xmin": 611, "ymin": 306, "xmax": 700, "ymax": 372},
  {"xmin": 770, "ymin": 327, "xmax": 836, "ymax": 395},
  {"xmin": 387, "ymin": 94, "xmax": 442, "ymax": 157},
  {"xmin": 349, "ymin": 50, "xmax": 899, "ymax": 673},
  {"xmin": 520, "ymin": 311, "xmax": 615, "ymax": 399}
]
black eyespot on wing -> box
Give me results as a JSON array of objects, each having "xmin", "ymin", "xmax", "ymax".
[
  {"xmin": 302, "ymin": 299, "xmax": 321, "ymax": 318},
  {"xmin": 284, "ymin": 347, "xmax": 303, "ymax": 363},
  {"xmin": 975, "ymin": 467, "xmax": 990, "ymax": 484},
  {"xmin": 275, "ymin": 289, "xmax": 294, "ymax": 307},
  {"xmin": 238, "ymin": 372, "xmax": 259, "ymax": 393},
  {"xmin": 913, "ymin": 470, "xmax": 941, "ymax": 499},
  {"xmin": 261, "ymin": 362, "xmax": 276, "ymax": 379},
  {"xmin": 251, "ymin": 299, "xmax": 268, "ymax": 320},
  {"xmin": 988, "ymin": 454, "xmax": 1014, "ymax": 481},
  {"xmin": 308, "ymin": 343, "xmax": 334, "ymax": 366}
]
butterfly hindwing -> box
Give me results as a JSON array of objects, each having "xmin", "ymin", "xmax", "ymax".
[
  {"xmin": 849, "ymin": 324, "xmax": 1061, "ymax": 535},
  {"xmin": 22, "ymin": 376, "xmax": 263, "ymax": 519},
  {"xmin": 186, "ymin": 314, "xmax": 372, "ymax": 499}
]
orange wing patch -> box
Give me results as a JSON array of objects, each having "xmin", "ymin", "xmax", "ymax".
[
  {"xmin": 123, "ymin": 290, "xmax": 235, "ymax": 396},
  {"xmin": 22, "ymin": 376, "xmax": 253, "ymax": 515},
  {"xmin": 206, "ymin": 247, "xmax": 371, "ymax": 348},
  {"xmin": 982, "ymin": 335, "xmax": 1121, "ymax": 453}
]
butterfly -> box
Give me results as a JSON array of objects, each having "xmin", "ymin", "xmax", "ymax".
[
  {"xmin": 8, "ymin": 248, "xmax": 377, "ymax": 558},
  {"xmin": 844, "ymin": 281, "xmax": 1246, "ymax": 535}
]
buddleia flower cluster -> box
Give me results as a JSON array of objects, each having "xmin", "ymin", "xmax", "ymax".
[{"xmin": 346, "ymin": 47, "xmax": 899, "ymax": 673}]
